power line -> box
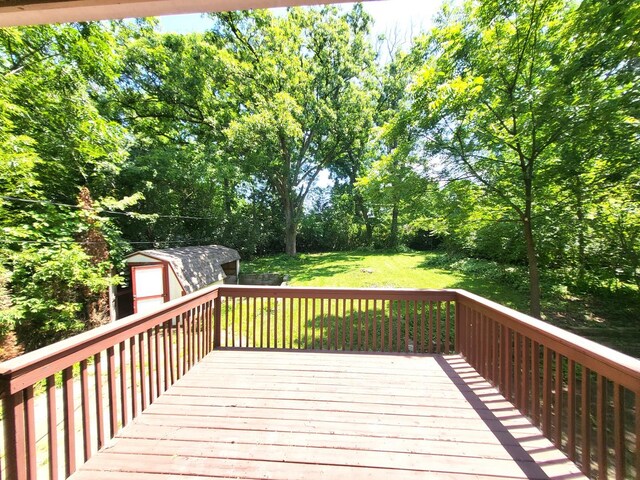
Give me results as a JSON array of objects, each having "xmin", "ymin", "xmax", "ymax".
[
  {"xmin": 0, "ymin": 195, "xmax": 218, "ymax": 221},
  {"xmin": 0, "ymin": 238, "xmax": 218, "ymax": 246}
]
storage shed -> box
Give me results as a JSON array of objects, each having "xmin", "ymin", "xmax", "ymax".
[{"xmin": 112, "ymin": 245, "xmax": 240, "ymax": 319}]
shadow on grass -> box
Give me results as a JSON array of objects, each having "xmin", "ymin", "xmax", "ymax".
[
  {"xmin": 417, "ymin": 255, "xmax": 640, "ymax": 357},
  {"xmin": 416, "ymin": 258, "xmax": 529, "ymax": 313},
  {"xmin": 298, "ymin": 304, "xmax": 454, "ymax": 353},
  {"xmin": 243, "ymin": 251, "xmax": 372, "ymax": 283}
]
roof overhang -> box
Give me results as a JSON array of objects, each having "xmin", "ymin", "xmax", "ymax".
[{"xmin": 0, "ymin": 0, "xmax": 368, "ymax": 27}]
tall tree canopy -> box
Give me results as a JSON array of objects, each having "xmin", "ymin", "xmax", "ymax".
[
  {"xmin": 217, "ymin": 6, "xmax": 377, "ymax": 255},
  {"xmin": 407, "ymin": 0, "xmax": 638, "ymax": 317},
  {"xmin": 0, "ymin": 22, "xmax": 137, "ymax": 349}
]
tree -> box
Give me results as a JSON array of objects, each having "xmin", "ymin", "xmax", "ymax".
[
  {"xmin": 0, "ymin": 22, "xmax": 134, "ymax": 350},
  {"xmin": 218, "ymin": 6, "xmax": 376, "ymax": 255},
  {"xmin": 357, "ymin": 47, "xmax": 433, "ymax": 249},
  {"xmin": 357, "ymin": 127, "xmax": 431, "ymax": 249},
  {"xmin": 553, "ymin": 0, "xmax": 640, "ymax": 289},
  {"xmin": 116, "ymin": 27, "xmax": 292, "ymax": 256},
  {"xmin": 115, "ymin": 29, "xmax": 236, "ymax": 246},
  {"xmin": 409, "ymin": 0, "xmax": 575, "ymax": 317}
]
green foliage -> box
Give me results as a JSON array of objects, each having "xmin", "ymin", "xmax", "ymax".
[
  {"xmin": 0, "ymin": 3, "xmax": 637, "ymax": 357},
  {"xmin": 0, "ymin": 22, "xmax": 136, "ymax": 352},
  {"xmin": 0, "ymin": 266, "xmax": 17, "ymax": 338},
  {"xmin": 11, "ymin": 245, "xmax": 113, "ymax": 350},
  {"xmin": 218, "ymin": 6, "xmax": 377, "ymax": 255},
  {"xmin": 421, "ymin": 252, "xmax": 530, "ymax": 294},
  {"xmin": 298, "ymin": 189, "xmax": 361, "ymax": 252},
  {"xmin": 0, "ymin": 197, "xmax": 127, "ymax": 350},
  {"xmin": 405, "ymin": 0, "xmax": 639, "ymax": 314}
]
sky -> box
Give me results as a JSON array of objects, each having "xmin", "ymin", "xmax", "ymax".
[{"xmin": 158, "ymin": 1, "xmax": 443, "ymax": 44}]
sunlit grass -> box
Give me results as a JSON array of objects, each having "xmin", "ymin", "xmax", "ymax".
[
  {"xmin": 244, "ymin": 251, "xmax": 459, "ymax": 287},
  {"xmin": 220, "ymin": 294, "xmax": 455, "ymax": 353},
  {"xmin": 242, "ymin": 250, "xmax": 640, "ymax": 358},
  {"xmin": 243, "ymin": 250, "xmax": 527, "ymax": 308}
]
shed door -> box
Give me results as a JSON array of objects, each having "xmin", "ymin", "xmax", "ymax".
[{"xmin": 132, "ymin": 264, "xmax": 167, "ymax": 314}]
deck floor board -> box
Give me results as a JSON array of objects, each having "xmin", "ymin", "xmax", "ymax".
[{"xmin": 71, "ymin": 350, "xmax": 586, "ymax": 479}]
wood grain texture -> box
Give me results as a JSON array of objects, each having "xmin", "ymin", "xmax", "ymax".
[
  {"xmin": 0, "ymin": 0, "xmax": 365, "ymax": 27},
  {"xmin": 72, "ymin": 350, "xmax": 586, "ymax": 480}
]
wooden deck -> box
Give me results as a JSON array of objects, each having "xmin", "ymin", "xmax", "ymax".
[{"xmin": 68, "ymin": 350, "xmax": 585, "ymax": 480}]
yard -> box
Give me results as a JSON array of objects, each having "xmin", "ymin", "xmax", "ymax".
[{"xmin": 242, "ymin": 251, "xmax": 640, "ymax": 358}]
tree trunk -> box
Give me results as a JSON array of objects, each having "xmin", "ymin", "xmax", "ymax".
[
  {"xmin": 285, "ymin": 223, "xmax": 297, "ymax": 255},
  {"xmin": 520, "ymin": 153, "xmax": 541, "ymax": 318},
  {"xmin": 574, "ymin": 175, "xmax": 587, "ymax": 288},
  {"xmin": 348, "ymin": 172, "xmax": 373, "ymax": 245},
  {"xmin": 354, "ymin": 191, "xmax": 373, "ymax": 244},
  {"xmin": 364, "ymin": 219, "xmax": 374, "ymax": 245},
  {"xmin": 284, "ymin": 196, "xmax": 297, "ymax": 256},
  {"xmin": 523, "ymin": 216, "xmax": 541, "ymax": 318},
  {"xmin": 389, "ymin": 203, "xmax": 399, "ymax": 248}
]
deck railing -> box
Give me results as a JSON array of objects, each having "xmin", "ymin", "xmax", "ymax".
[
  {"xmin": 457, "ymin": 290, "xmax": 640, "ymax": 480},
  {"xmin": 216, "ymin": 286, "xmax": 456, "ymax": 353},
  {"xmin": 1, "ymin": 285, "xmax": 639, "ymax": 479},
  {"xmin": 0, "ymin": 285, "xmax": 219, "ymax": 480}
]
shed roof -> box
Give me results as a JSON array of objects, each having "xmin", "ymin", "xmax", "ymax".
[{"xmin": 126, "ymin": 245, "xmax": 240, "ymax": 294}]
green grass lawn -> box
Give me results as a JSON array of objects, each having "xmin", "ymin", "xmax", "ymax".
[
  {"xmin": 242, "ymin": 250, "xmax": 640, "ymax": 357},
  {"xmin": 243, "ymin": 250, "xmax": 528, "ymax": 309}
]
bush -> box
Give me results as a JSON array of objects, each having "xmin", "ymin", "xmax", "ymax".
[
  {"xmin": 11, "ymin": 244, "xmax": 115, "ymax": 351},
  {"xmin": 0, "ymin": 266, "xmax": 23, "ymax": 360}
]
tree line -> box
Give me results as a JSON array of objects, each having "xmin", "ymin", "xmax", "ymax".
[{"xmin": 0, "ymin": 0, "xmax": 637, "ymax": 355}]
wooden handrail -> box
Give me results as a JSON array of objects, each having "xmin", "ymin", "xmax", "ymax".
[
  {"xmin": 0, "ymin": 285, "xmax": 219, "ymax": 396},
  {"xmin": 219, "ymin": 285, "xmax": 458, "ymax": 301},
  {"xmin": 217, "ymin": 286, "xmax": 456, "ymax": 353},
  {"xmin": 1, "ymin": 284, "xmax": 219, "ymax": 480},
  {"xmin": 455, "ymin": 290, "xmax": 640, "ymax": 391}
]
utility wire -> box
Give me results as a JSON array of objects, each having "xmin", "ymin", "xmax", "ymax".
[
  {"xmin": 0, "ymin": 238, "xmax": 217, "ymax": 246},
  {"xmin": 0, "ymin": 195, "xmax": 218, "ymax": 221}
]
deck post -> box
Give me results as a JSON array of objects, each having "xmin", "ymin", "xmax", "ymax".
[
  {"xmin": 454, "ymin": 294, "xmax": 461, "ymax": 354},
  {"xmin": 213, "ymin": 293, "xmax": 221, "ymax": 348},
  {"xmin": 2, "ymin": 380, "xmax": 27, "ymax": 480}
]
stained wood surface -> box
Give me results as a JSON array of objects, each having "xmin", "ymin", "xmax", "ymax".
[
  {"xmin": 0, "ymin": 0, "xmax": 359, "ymax": 27},
  {"xmin": 71, "ymin": 350, "xmax": 585, "ymax": 480}
]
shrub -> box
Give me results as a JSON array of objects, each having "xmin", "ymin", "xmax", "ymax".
[{"xmin": 11, "ymin": 244, "xmax": 115, "ymax": 351}]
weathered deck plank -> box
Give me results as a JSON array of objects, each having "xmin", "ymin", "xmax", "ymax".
[{"xmin": 71, "ymin": 350, "xmax": 586, "ymax": 480}]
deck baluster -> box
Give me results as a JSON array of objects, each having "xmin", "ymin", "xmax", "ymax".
[
  {"xmin": 130, "ymin": 337, "xmax": 138, "ymax": 417},
  {"xmin": 45, "ymin": 376, "xmax": 59, "ymax": 480},
  {"xmin": 80, "ymin": 360, "xmax": 92, "ymax": 461},
  {"xmin": 635, "ymin": 393, "xmax": 639, "ymax": 480},
  {"xmin": 63, "ymin": 366, "xmax": 76, "ymax": 477},
  {"xmin": 25, "ymin": 386, "xmax": 36, "ymax": 479},
  {"xmin": 555, "ymin": 353, "xmax": 564, "ymax": 448},
  {"xmin": 581, "ymin": 366, "xmax": 592, "ymax": 476},
  {"xmin": 567, "ymin": 359, "xmax": 576, "ymax": 461},
  {"xmin": 597, "ymin": 374, "xmax": 607, "ymax": 479},
  {"xmin": 107, "ymin": 347, "xmax": 118, "ymax": 437}
]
